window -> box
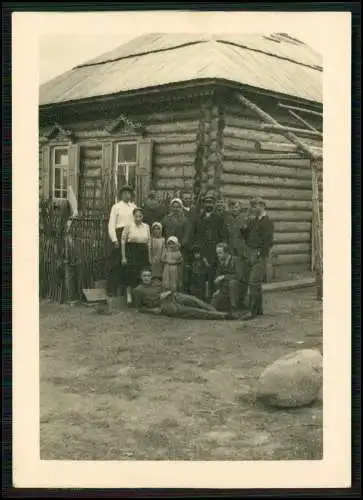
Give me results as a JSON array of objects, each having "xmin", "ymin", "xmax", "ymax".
[
  {"xmin": 52, "ymin": 147, "xmax": 69, "ymax": 200},
  {"xmin": 115, "ymin": 142, "xmax": 138, "ymax": 196}
]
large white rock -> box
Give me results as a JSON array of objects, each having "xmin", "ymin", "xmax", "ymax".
[{"xmin": 256, "ymin": 349, "xmax": 323, "ymax": 408}]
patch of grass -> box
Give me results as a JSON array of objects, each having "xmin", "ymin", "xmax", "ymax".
[{"xmin": 40, "ymin": 288, "xmax": 323, "ymax": 460}]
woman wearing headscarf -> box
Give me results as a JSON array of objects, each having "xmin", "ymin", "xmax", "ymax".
[
  {"xmin": 161, "ymin": 198, "xmax": 190, "ymax": 259},
  {"xmin": 121, "ymin": 207, "xmax": 151, "ymax": 305}
]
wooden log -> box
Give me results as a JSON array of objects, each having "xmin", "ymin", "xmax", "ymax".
[
  {"xmin": 153, "ymin": 133, "xmax": 197, "ymax": 145},
  {"xmin": 275, "ymin": 221, "xmax": 311, "ymax": 233},
  {"xmin": 222, "ymin": 161, "xmax": 312, "ymax": 180},
  {"xmin": 81, "ymin": 158, "xmax": 101, "ymax": 168},
  {"xmin": 273, "ymin": 253, "xmax": 311, "ymax": 266},
  {"xmin": 265, "ymin": 210, "xmax": 312, "ymax": 222},
  {"xmin": 155, "ymin": 178, "xmax": 193, "ymax": 190},
  {"xmin": 221, "ymin": 137, "xmax": 259, "ymax": 152},
  {"xmin": 273, "ymin": 232, "xmax": 311, "ymax": 243},
  {"xmin": 227, "ymin": 196, "xmax": 313, "ymax": 211},
  {"xmin": 81, "ymin": 147, "xmax": 102, "ymax": 160},
  {"xmin": 155, "ymin": 155, "xmax": 195, "ymax": 167},
  {"xmin": 83, "ymin": 168, "xmax": 102, "ymax": 179},
  {"xmin": 273, "ymin": 242, "xmax": 311, "ymax": 255},
  {"xmin": 224, "ymin": 114, "xmax": 262, "ymax": 130},
  {"xmin": 277, "ymin": 102, "xmax": 323, "ymax": 118},
  {"xmin": 155, "ymin": 143, "xmax": 197, "ymax": 156},
  {"xmin": 224, "ymin": 125, "xmax": 286, "ymax": 143},
  {"xmin": 260, "ymin": 123, "xmax": 323, "ymax": 138},
  {"xmin": 141, "ymin": 108, "xmax": 201, "ymax": 124},
  {"xmin": 155, "ymin": 165, "xmax": 194, "ymax": 179},
  {"xmin": 222, "ymin": 184, "xmax": 313, "ymax": 201},
  {"xmin": 220, "ymin": 172, "xmax": 312, "ymax": 190},
  {"xmin": 147, "ymin": 120, "xmax": 200, "ymax": 135},
  {"xmin": 258, "ymin": 141, "xmax": 297, "ymax": 153},
  {"xmin": 288, "ymin": 110, "xmax": 321, "ymax": 133}
]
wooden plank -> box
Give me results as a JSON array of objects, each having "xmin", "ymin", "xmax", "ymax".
[
  {"xmin": 222, "ymin": 184, "xmax": 313, "ymax": 201},
  {"xmin": 263, "ymin": 277, "xmax": 315, "ymax": 293},
  {"xmin": 222, "ymin": 151, "xmax": 305, "ymax": 163},
  {"xmin": 81, "ymin": 147, "xmax": 102, "ymax": 160},
  {"xmin": 278, "ymin": 102, "xmax": 323, "ymax": 118},
  {"xmin": 75, "ymin": 130, "xmax": 110, "ymax": 139},
  {"xmin": 220, "ymin": 172, "xmax": 312, "ymax": 190},
  {"xmin": 81, "ymin": 288, "xmax": 108, "ymax": 303},
  {"xmin": 223, "ymin": 161, "xmax": 312, "ymax": 180},
  {"xmin": 260, "ymin": 123, "xmax": 323, "ymax": 138},
  {"xmin": 142, "ymin": 108, "xmax": 200, "ymax": 124}
]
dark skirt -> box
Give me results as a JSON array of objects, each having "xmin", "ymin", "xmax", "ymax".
[
  {"xmin": 106, "ymin": 227, "xmax": 124, "ymax": 296},
  {"xmin": 124, "ymin": 242, "xmax": 150, "ymax": 289}
]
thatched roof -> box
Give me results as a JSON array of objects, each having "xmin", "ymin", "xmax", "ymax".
[{"xmin": 39, "ymin": 33, "xmax": 322, "ymax": 107}]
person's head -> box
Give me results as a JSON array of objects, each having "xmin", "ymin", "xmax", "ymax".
[
  {"xmin": 249, "ymin": 197, "xmax": 267, "ymax": 217},
  {"xmin": 151, "ymin": 222, "xmax": 162, "ymax": 238},
  {"xmin": 170, "ymin": 198, "xmax": 184, "ymax": 215},
  {"xmin": 215, "ymin": 198, "xmax": 226, "ymax": 214},
  {"xmin": 133, "ymin": 207, "xmax": 144, "ymax": 224},
  {"xmin": 181, "ymin": 191, "xmax": 193, "ymax": 208},
  {"xmin": 230, "ymin": 201, "xmax": 241, "ymax": 217},
  {"xmin": 191, "ymin": 245, "xmax": 202, "ymax": 260},
  {"xmin": 140, "ymin": 267, "xmax": 152, "ymax": 285},
  {"xmin": 167, "ymin": 236, "xmax": 180, "ymax": 252},
  {"xmin": 119, "ymin": 186, "xmax": 133, "ymax": 202},
  {"xmin": 203, "ymin": 193, "xmax": 216, "ymax": 213},
  {"xmin": 216, "ymin": 242, "xmax": 230, "ymax": 261}
]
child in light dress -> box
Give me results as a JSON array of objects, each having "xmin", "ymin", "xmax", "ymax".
[
  {"xmin": 161, "ymin": 236, "xmax": 184, "ymax": 292},
  {"xmin": 149, "ymin": 222, "xmax": 165, "ymax": 281}
]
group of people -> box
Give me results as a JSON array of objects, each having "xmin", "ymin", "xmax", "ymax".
[{"xmin": 107, "ymin": 185, "xmax": 274, "ymax": 321}]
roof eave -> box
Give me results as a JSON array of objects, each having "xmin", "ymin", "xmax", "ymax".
[{"xmin": 39, "ymin": 78, "xmax": 322, "ymax": 114}]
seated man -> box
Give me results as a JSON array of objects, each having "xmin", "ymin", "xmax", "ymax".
[
  {"xmin": 133, "ymin": 268, "xmax": 237, "ymax": 320},
  {"xmin": 211, "ymin": 242, "xmax": 240, "ymax": 313}
]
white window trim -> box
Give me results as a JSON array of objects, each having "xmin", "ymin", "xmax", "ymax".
[
  {"xmin": 114, "ymin": 140, "xmax": 138, "ymax": 202},
  {"xmin": 52, "ymin": 145, "xmax": 69, "ymax": 201}
]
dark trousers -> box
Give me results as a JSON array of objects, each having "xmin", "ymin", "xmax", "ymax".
[
  {"xmin": 106, "ymin": 227, "xmax": 124, "ymax": 297},
  {"xmin": 242, "ymin": 249, "xmax": 267, "ymax": 315},
  {"xmin": 161, "ymin": 292, "xmax": 229, "ymax": 320}
]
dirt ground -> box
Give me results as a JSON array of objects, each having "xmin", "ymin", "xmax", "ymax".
[{"xmin": 40, "ymin": 287, "xmax": 323, "ymax": 461}]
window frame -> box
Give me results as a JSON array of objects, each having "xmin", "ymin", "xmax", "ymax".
[
  {"xmin": 52, "ymin": 145, "xmax": 70, "ymax": 201},
  {"xmin": 114, "ymin": 140, "xmax": 139, "ymax": 202}
]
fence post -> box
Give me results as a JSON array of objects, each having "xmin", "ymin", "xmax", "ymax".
[{"xmin": 64, "ymin": 217, "xmax": 74, "ymax": 303}]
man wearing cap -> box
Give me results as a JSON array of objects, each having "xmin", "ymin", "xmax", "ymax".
[
  {"xmin": 241, "ymin": 197, "xmax": 274, "ymax": 319},
  {"xmin": 189, "ymin": 191, "xmax": 228, "ymax": 300},
  {"xmin": 107, "ymin": 186, "xmax": 137, "ymax": 297},
  {"xmin": 141, "ymin": 189, "xmax": 168, "ymax": 227}
]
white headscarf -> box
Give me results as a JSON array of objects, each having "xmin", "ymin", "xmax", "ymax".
[
  {"xmin": 167, "ymin": 236, "xmax": 180, "ymax": 248},
  {"xmin": 170, "ymin": 198, "xmax": 183, "ymax": 208}
]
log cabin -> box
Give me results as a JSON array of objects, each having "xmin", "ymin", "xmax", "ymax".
[{"xmin": 39, "ymin": 33, "xmax": 323, "ymax": 279}]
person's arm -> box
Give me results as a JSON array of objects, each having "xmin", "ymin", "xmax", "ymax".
[
  {"xmin": 259, "ymin": 218, "xmax": 274, "ymax": 258},
  {"xmin": 108, "ymin": 205, "xmax": 118, "ymax": 245},
  {"xmin": 121, "ymin": 225, "xmax": 129, "ymax": 263}
]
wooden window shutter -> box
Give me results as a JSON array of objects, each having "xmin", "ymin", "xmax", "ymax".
[
  {"xmin": 41, "ymin": 145, "xmax": 51, "ymax": 199},
  {"xmin": 136, "ymin": 139, "xmax": 153, "ymax": 205},
  {"xmin": 68, "ymin": 144, "xmax": 80, "ymax": 201},
  {"xmin": 102, "ymin": 141, "xmax": 115, "ymax": 207}
]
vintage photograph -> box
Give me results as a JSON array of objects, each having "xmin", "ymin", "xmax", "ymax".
[{"xmin": 38, "ymin": 30, "xmax": 323, "ymax": 461}]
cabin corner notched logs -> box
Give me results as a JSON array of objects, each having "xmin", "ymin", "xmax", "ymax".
[{"xmin": 221, "ymin": 95, "xmax": 323, "ymax": 273}]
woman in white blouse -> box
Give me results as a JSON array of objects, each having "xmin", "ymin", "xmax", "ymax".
[{"xmin": 121, "ymin": 207, "xmax": 151, "ymax": 305}]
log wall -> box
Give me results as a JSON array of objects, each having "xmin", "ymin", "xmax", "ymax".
[{"xmin": 219, "ymin": 92, "xmax": 323, "ymax": 278}]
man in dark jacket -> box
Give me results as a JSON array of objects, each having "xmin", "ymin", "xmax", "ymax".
[
  {"xmin": 141, "ymin": 190, "xmax": 168, "ymax": 227},
  {"xmin": 241, "ymin": 198, "xmax": 274, "ymax": 319},
  {"xmin": 189, "ymin": 192, "xmax": 228, "ymax": 300}
]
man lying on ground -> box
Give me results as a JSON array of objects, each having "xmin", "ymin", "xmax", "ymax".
[{"xmin": 133, "ymin": 268, "xmax": 237, "ymax": 320}]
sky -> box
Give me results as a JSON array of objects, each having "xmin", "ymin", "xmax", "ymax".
[{"xmin": 38, "ymin": 12, "xmax": 326, "ymax": 84}]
